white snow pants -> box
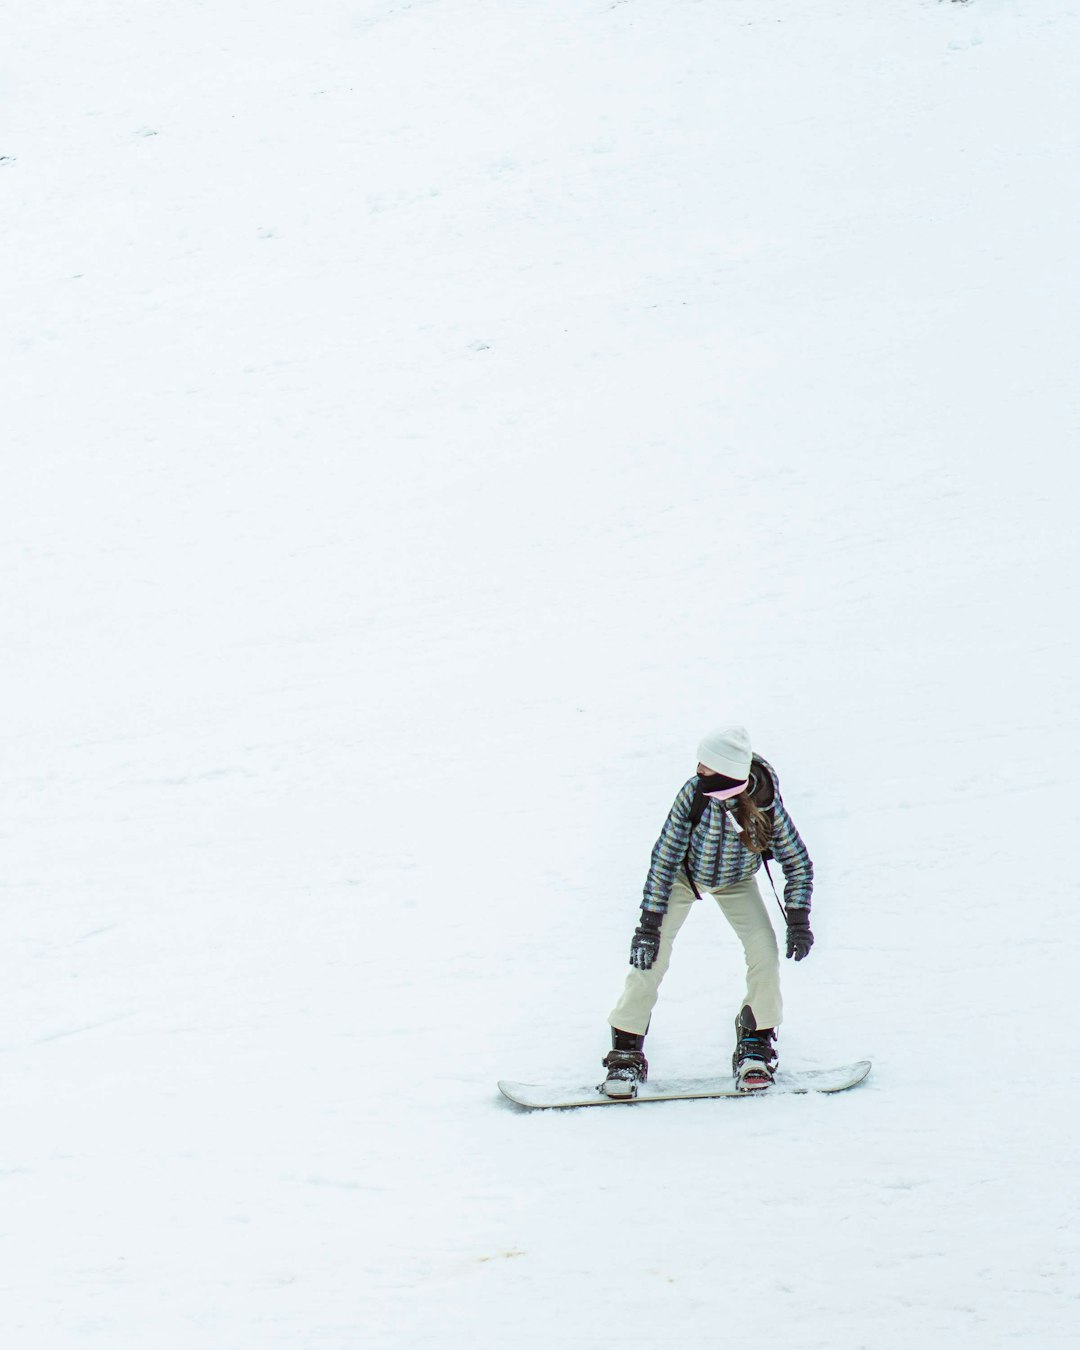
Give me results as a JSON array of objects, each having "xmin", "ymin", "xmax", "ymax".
[{"xmin": 607, "ymin": 870, "xmax": 783, "ymax": 1037}]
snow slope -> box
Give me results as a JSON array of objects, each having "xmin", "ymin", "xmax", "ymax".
[{"xmin": 3, "ymin": 0, "xmax": 1079, "ymax": 1345}]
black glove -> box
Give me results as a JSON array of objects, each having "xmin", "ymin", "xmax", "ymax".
[
  {"xmin": 785, "ymin": 908, "xmax": 814, "ymax": 961},
  {"xmin": 629, "ymin": 909, "xmax": 663, "ymax": 970}
]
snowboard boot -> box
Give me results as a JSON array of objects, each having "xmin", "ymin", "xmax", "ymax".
[
  {"xmin": 732, "ymin": 1005, "xmax": 777, "ymax": 1092},
  {"xmin": 600, "ymin": 1028, "xmax": 648, "ymax": 1099}
]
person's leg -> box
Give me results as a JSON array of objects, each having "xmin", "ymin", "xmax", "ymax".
[
  {"xmin": 607, "ymin": 873, "xmax": 697, "ymax": 1036},
  {"xmin": 712, "ymin": 875, "xmax": 783, "ymax": 1031}
]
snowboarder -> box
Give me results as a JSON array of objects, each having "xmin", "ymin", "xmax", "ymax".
[{"xmin": 602, "ymin": 726, "xmax": 814, "ymax": 1098}]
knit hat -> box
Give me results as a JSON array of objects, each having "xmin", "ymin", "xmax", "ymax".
[{"xmin": 696, "ymin": 725, "xmax": 752, "ymax": 780}]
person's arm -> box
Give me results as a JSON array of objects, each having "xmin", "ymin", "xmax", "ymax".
[
  {"xmin": 770, "ymin": 797, "xmax": 814, "ymax": 912},
  {"xmin": 769, "ymin": 796, "xmax": 815, "ymax": 959},
  {"xmin": 641, "ymin": 779, "xmax": 696, "ymax": 916}
]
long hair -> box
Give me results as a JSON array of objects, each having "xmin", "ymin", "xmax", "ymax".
[{"xmin": 733, "ymin": 791, "xmax": 772, "ymax": 855}]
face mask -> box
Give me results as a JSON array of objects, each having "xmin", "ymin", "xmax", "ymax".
[{"xmin": 695, "ymin": 773, "xmax": 749, "ymax": 803}]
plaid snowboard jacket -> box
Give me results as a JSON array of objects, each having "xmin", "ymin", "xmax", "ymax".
[{"xmin": 642, "ymin": 756, "xmax": 813, "ymax": 916}]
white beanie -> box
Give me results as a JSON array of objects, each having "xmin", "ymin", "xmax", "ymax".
[{"xmin": 696, "ymin": 725, "xmax": 752, "ymax": 780}]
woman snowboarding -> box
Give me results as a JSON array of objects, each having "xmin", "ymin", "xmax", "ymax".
[{"xmin": 602, "ymin": 725, "xmax": 814, "ymax": 1097}]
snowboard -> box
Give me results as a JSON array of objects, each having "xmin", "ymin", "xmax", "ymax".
[{"xmin": 498, "ymin": 1060, "xmax": 871, "ymax": 1109}]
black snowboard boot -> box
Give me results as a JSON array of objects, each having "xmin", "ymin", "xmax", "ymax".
[
  {"xmin": 601, "ymin": 1028, "xmax": 648, "ymax": 1099},
  {"xmin": 732, "ymin": 1005, "xmax": 777, "ymax": 1092}
]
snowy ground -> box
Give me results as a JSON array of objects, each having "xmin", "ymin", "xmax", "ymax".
[{"xmin": 3, "ymin": 0, "xmax": 1079, "ymax": 1345}]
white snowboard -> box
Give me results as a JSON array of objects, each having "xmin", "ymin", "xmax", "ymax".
[{"xmin": 498, "ymin": 1060, "xmax": 871, "ymax": 1109}]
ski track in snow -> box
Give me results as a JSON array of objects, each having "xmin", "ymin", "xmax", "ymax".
[{"xmin": 2, "ymin": 0, "xmax": 1079, "ymax": 1346}]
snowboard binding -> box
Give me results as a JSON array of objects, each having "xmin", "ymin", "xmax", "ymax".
[
  {"xmin": 733, "ymin": 1006, "xmax": 777, "ymax": 1092},
  {"xmin": 600, "ymin": 1029, "xmax": 649, "ymax": 1098}
]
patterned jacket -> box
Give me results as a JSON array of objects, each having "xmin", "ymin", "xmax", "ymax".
[{"xmin": 641, "ymin": 756, "xmax": 813, "ymax": 916}]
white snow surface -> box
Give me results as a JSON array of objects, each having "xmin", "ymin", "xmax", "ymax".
[{"xmin": 3, "ymin": 0, "xmax": 1079, "ymax": 1345}]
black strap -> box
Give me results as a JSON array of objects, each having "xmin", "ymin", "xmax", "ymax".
[
  {"xmin": 683, "ymin": 786, "xmax": 708, "ymax": 900},
  {"xmin": 761, "ymin": 852, "xmax": 787, "ymax": 920}
]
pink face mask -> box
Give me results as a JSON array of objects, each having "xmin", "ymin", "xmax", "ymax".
[{"xmin": 704, "ymin": 779, "xmax": 748, "ymax": 803}]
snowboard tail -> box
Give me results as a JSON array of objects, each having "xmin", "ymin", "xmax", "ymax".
[{"xmin": 498, "ymin": 1061, "xmax": 871, "ymax": 1109}]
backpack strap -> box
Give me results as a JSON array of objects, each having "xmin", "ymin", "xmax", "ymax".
[
  {"xmin": 682, "ymin": 786, "xmax": 707, "ymax": 900},
  {"xmin": 761, "ymin": 853, "xmax": 784, "ymax": 914}
]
